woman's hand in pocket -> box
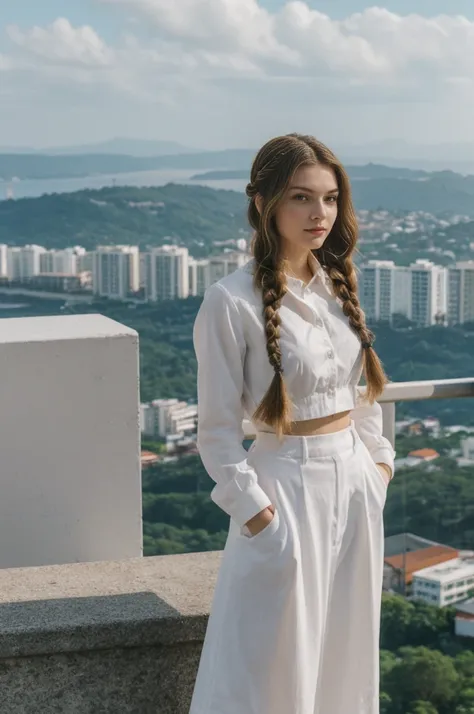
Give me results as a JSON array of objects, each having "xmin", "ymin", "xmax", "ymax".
[
  {"xmin": 245, "ymin": 504, "xmax": 275, "ymax": 537},
  {"xmin": 376, "ymin": 463, "xmax": 392, "ymax": 487}
]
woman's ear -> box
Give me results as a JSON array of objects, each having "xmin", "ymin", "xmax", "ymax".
[{"xmin": 255, "ymin": 194, "xmax": 263, "ymax": 216}]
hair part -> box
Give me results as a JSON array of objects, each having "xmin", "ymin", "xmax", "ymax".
[{"xmin": 246, "ymin": 133, "xmax": 388, "ymax": 440}]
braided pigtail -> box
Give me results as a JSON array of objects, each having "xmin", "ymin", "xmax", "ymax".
[
  {"xmin": 251, "ymin": 255, "xmax": 294, "ymax": 439},
  {"xmin": 324, "ymin": 256, "xmax": 387, "ymax": 402}
]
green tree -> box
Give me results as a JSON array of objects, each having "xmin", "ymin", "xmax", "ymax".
[
  {"xmin": 385, "ymin": 646, "xmax": 459, "ymax": 713},
  {"xmin": 406, "ymin": 702, "xmax": 438, "ymax": 714}
]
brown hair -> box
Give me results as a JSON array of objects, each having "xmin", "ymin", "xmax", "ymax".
[{"xmin": 246, "ymin": 133, "xmax": 388, "ymax": 439}]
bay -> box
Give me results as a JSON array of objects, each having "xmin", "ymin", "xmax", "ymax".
[{"xmin": 0, "ymin": 168, "xmax": 247, "ymax": 200}]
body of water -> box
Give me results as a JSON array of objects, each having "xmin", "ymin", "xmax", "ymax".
[{"xmin": 1, "ymin": 169, "xmax": 247, "ymax": 200}]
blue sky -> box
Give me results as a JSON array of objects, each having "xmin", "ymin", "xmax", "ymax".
[
  {"xmin": 1, "ymin": 1, "xmax": 474, "ymax": 152},
  {"xmin": 2, "ymin": 0, "xmax": 474, "ymax": 36}
]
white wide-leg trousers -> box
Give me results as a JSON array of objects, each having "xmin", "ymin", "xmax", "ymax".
[{"xmin": 189, "ymin": 421, "xmax": 387, "ymax": 714}]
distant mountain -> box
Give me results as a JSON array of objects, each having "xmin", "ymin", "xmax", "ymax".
[
  {"xmin": 0, "ymin": 145, "xmax": 37, "ymax": 154},
  {"xmin": 0, "ymin": 149, "xmax": 255, "ymax": 180},
  {"xmin": 0, "ymin": 184, "xmax": 249, "ymax": 254},
  {"xmin": 191, "ymin": 164, "xmax": 429, "ymax": 182},
  {"xmin": 335, "ymin": 139, "xmax": 474, "ymax": 172},
  {"xmin": 0, "ymin": 138, "xmax": 195, "ymax": 158},
  {"xmin": 36, "ymin": 138, "xmax": 195, "ymax": 157},
  {"xmin": 190, "ymin": 164, "xmax": 474, "ymax": 216}
]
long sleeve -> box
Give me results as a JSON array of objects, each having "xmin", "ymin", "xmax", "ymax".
[
  {"xmin": 352, "ymin": 387, "xmax": 396, "ymax": 478},
  {"xmin": 193, "ymin": 281, "xmax": 272, "ymax": 527}
]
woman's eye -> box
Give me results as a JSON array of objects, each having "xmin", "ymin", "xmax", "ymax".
[
  {"xmin": 293, "ymin": 194, "xmax": 308, "ymax": 201},
  {"xmin": 326, "ymin": 196, "xmax": 338, "ymax": 203}
]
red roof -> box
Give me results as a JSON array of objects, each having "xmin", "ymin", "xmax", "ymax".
[
  {"xmin": 385, "ymin": 545, "xmax": 458, "ymax": 584},
  {"xmin": 408, "ymin": 448, "xmax": 440, "ymax": 459}
]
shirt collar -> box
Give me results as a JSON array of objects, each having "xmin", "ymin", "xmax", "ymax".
[{"xmin": 243, "ymin": 253, "xmax": 332, "ymax": 294}]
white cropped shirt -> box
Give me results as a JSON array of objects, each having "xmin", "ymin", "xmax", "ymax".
[{"xmin": 193, "ymin": 252, "xmax": 395, "ymax": 528}]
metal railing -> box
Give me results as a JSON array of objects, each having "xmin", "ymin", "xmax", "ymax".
[
  {"xmin": 379, "ymin": 377, "xmax": 474, "ymax": 447},
  {"xmin": 243, "ymin": 378, "xmax": 474, "ymax": 447}
]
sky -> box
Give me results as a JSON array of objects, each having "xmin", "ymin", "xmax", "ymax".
[{"xmin": 1, "ymin": 0, "xmax": 474, "ymax": 153}]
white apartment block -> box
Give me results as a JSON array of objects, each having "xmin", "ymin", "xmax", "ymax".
[
  {"xmin": 462, "ymin": 437, "xmax": 474, "ymax": 461},
  {"xmin": 188, "ymin": 258, "xmax": 211, "ymax": 296},
  {"xmin": 448, "ymin": 261, "xmax": 474, "ymax": 325},
  {"xmin": 209, "ymin": 252, "xmax": 250, "ymax": 284},
  {"xmin": 144, "ymin": 245, "xmax": 189, "ymax": 302},
  {"xmin": 0, "ymin": 244, "xmax": 8, "ymax": 278},
  {"xmin": 92, "ymin": 246, "xmax": 140, "ymax": 300},
  {"xmin": 77, "ymin": 251, "xmax": 93, "ymax": 273},
  {"xmin": 141, "ymin": 398, "xmax": 197, "ymax": 439},
  {"xmin": 6, "ymin": 244, "xmax": 46, "ymax": 281},
  {"xmin": 410, "ymin": 259, "xmax": 448, "ymax": 327},
  {"xmin": 359, "ymin": 261, "xmax": 410, "ymax": 323},
  {"xmin": 361, "ymin": 259, "xmax": 449, "ymax": 327},
  {"xmin": 412, "ymin": 557, "xmax": 474, "ymax": 607},
  {"xmin": 360, "ymin": 261, "xmax": 396, "ymax": 322},
  {"xmin": 40, "ymin": 247, "xmax": 86, "ymax": 275}
]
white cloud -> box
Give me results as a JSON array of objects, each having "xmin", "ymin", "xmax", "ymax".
[
  {"xmin": 6, "ymin": 18, "xmax": 114, "ymax": 68},
  {"xmin": 1, "ymin": 2, "xmax": 474, "ymax": 148},
  {"xmin": 2, "ymin": 4, "xmax": 474, "ymax": 93},
  {"xmin": 94, "ymin": 0, "xmax": 474, "ymax": 87}
]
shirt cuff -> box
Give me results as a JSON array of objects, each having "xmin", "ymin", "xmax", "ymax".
[
  {"xmin": 372, "ymin": 446, "xmax": 395, "ymax": 479},
  {"xmin": 213, "ymin": 480, "xmax": 273, "ymax": 529}
]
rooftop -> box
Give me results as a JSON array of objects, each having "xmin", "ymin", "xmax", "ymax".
[
  {"xmin": 414, "ymin": 557, "xmax": 474, "ymax": 584},
  {"xmin": 385, "ymin": 545, "xmax": 459, "ymax": 584},
  {"xmin": 407, "ymin": 448, "xmax": 440, "ymax": 459}
]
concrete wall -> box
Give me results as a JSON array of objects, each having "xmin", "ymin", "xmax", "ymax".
[
  {"xmin": 0, "ymin": 553, "xmax": 219, "ymax": 713},
  {"xmin": 0, "ymin": 314, "xmax": 142, "ymax": 568}
]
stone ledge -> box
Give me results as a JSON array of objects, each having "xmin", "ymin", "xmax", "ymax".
[{"xmin": 0, "ymin": 552, "xmax": 221, "ymax": 659}]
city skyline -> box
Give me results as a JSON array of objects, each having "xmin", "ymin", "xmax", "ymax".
[{"xmin": 1, "ymin": 1, "xmax": 474, "ymax": 154}]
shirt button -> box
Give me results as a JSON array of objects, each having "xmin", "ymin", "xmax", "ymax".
[{"xmin": 327, "ymin": 349, "xmax": 334, "ymax": 359}]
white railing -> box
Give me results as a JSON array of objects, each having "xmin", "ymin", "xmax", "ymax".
[
  {"xmin": 379, "ymin": 378, "xmax": 474, "ymax": 446},
  {"xmin": 243, "ymin": 378, "xmax": 474, "ymax": 447}
]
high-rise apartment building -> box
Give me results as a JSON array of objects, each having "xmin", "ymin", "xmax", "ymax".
[
  {"xmin": 359, "ymin": 260, "xmax": 411, "ymax": 323},
  {"xmin": 410, "ymin": 259, "xmax": 448, "ymax": 327},
  {"xmin": 359, "ymin": 259, "xmax": 451, "ymax": 326},
  {"xmin": 144, "ymin": 245, "xmax": 189, "ymax": 302},
  {"xmin": 140, "ymin": 398, "xmax": 197, "ymax": 439},
  {"xmin": 448, "ymin": 261, "xmax": 474, "ymax": 325},
  {"xmin": 0, "ymin": 244, "xmax": 8, "ymax": 278},
  {"xmin": 188, "ymin": 258, "xmax": 211, "ymax": 296},
  {"xmin": 360, "ymin": 260, "xmax": 396, "ymax": 322},
  {"xmin": 209, "ymin": 252, "xmax": 250, "ymax": 284},
  {"xmin": 92, "ymin": 246, "xmax": 140, "ymax": 299},
  {"xmin": 6, "ymin": 245, "xmax": 46, "ymax": 281},
  {"xmin": 40, "ymin": 247, "xmax": 86, "ymax": 275}
]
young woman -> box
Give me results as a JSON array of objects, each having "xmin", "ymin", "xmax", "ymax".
[{"xmin": 190, "ymin": 133, "xmax": 395, "ymax": 714}]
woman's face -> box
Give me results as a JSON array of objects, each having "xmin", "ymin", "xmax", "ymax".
[{"xmin": 274, "ymin": 163, "xmax": 339, "ymax": 255}]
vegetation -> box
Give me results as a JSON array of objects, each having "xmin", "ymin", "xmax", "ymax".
[
  {"xmin": 191, "ymin": 166, "xmax": 474, "ymax": 216},
  {"xmin": 0, "ymin": 184, "xmax": 248, "ymax": 256},
  {"xmin": 2, "ymin": 182, "xmax": 474, "ymax": 262},
  {"xmin": 379, "ymin": 595, "xmax": 474, "ymax": 714}
]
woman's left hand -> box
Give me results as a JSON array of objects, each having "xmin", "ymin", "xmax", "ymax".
[{"xmin": 376, "ymin": 462, "xmax": 392, "ymax": 487}]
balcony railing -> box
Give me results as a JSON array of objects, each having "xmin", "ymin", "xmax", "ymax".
[
  {"xmin": 243, "ymin": 377, "xmax": 474, "ymax": 446},
  {"xmin": 377, "ymin": 377, "xmax": 474, "ymax": 446}
]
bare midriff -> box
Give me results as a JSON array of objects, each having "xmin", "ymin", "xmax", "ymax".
[{"xmin": 285, "ymin": 409, "xmax": 352, "ymax": 436}]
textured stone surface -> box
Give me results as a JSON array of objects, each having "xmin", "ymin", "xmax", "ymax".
[
  {"xmin": 0, "ymin": 553, "xmax": 221, "ymax": 657},
  {"xmin": 0, "ymin": 552, "xmax": 222, "ymax": 713},
  {"xmin": 0, "ymin": 642, "xmax": 202, "ymax": 713}
]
